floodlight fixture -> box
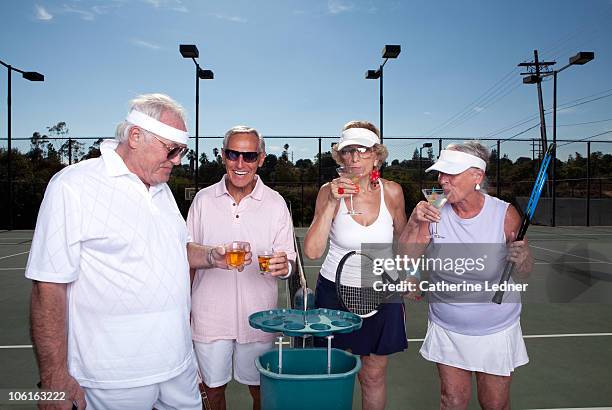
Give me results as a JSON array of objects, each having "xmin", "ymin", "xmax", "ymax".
[
  {"xmin": 22, "ymin": 71, "xmax": 44, "ymax": 81},
  {"xmin": 198, "ymin": 68, "xmax": 214, "ymax": 80},
  {"xmin": 382, "ymin": 45, "xmax": 401, "ymax": 59},
  {"xmin": 569, "ymin": 51, "xmax": 594, "ymax": 66},
  {"xmin": 180, "ymin": 44, "xmax": 199, "ymax": 59},
  {"xmin": 365, "ymin": 70, "xmax": 380, "ymax": 79}
]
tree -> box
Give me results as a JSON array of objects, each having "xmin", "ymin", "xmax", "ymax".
[
  {"xmin": 295, "ymin": 158, "xmax": 313, "ymax": 169},
  {"xmin": 28, "ymin": 131, "xmax": 49, "ymax": 160},
  {"xmin": 412, "ymin": 148, "xmax": 419, "ymax": 160},
  {"xmin": 427, "ymin": 147, "xmax": 434, "ymax": 161},
  {"xmin": 59, "ymin": 139, "xmax": 84, "ymax": 164},
  {"xmin": 82, "ymin": 138, "xmax": 104, "ymax": 160},
  {"xmin": 47, "ymin": 122, "xmax": 84, "ymax": 164}
]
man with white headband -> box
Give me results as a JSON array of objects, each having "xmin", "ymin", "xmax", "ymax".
[
  {"xmin": 401, "ymin": 141, "xmax": 533, "ymax": 409},
  {"xmin": 26, "ymin": 94, "xmax": 221, "ymax": 409}
]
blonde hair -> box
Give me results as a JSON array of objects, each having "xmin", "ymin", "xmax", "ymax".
[{"xmin": 331, "ymin": 120, "xmax": 388, "ymax": 165}]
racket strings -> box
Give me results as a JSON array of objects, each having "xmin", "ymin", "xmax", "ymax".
[{"xmin": 338, "ymin": 283, "xmax": 384, "ymax": 317}]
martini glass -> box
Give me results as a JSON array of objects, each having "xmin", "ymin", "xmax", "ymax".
[
  {"xmin": 422, "ymin": 188, "xmax": 448, "ymax": 239},
  {"xmin": 337, "ymin": 166, "xmax": 364, "ymax": 215}
]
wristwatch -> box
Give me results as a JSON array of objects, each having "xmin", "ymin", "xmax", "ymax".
[{"xmin": 207, "ymin": 247, "xmax": 215, "ymax": 267}]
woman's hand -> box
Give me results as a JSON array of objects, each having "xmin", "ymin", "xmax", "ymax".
[
  {"xmin": 408, "ymin": 200, "xmax": 440, "ymax": 225},
  {"xmin": 329, "ymin": 177, "xmax": 359, "ymax": 202},
  {"xmin": 507, "ymin": 231, "xmax": 530, "ymax": 268}
]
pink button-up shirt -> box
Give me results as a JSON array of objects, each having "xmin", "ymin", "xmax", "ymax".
[{"xmin": 187, "ymin": 176, "xmax": 296, "ymax": 343}]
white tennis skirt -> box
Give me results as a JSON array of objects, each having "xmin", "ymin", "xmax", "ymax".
[{"xmin": 419, "ymin": 320, "xmax": 529, "ymax": 377}]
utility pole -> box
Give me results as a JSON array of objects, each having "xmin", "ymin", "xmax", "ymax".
[{"xmin": 518, "ymin": 50, "xmax": 555, "ymax": 156}]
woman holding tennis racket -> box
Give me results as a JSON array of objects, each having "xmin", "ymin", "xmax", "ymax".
[
  {"xmin": 304, "ymin": 120, "xmax": 408, "ymax": 410},
  {"xmin": 401, "ymin": 141, "xmax": 533, "ymax": 409}
]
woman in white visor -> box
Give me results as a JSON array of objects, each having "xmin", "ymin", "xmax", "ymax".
[{"xmin": 401, "ymin": 141, "xmax": 533, "ymax": 409}]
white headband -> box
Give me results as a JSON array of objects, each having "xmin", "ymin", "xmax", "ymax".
[
  {"xmin": 426, "ymin": 149, "xmax": 487, "ymax": 175},
  {"xmin": 337, "ymin": 128, "xmax": 380, "ymax": 150},
  {"xmin": 126, "ymin": 110, "xmax": 189, "ymax": 145}
]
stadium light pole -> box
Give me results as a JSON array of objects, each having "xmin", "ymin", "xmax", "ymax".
[
  {"xmin": 365, "ymin": 45, "xmax": 401, "ymax": 146},
  {"xmin": 549, "ymin": 52, "xmax": 594, "ymax": 227},
  {"xmin": 0, "ymin": 59, "xmax": 44, "ymax": 231},
  {"xmin": 179, "ymin": 44, "xmax": 214, "ymax": 191},
  {"xmin": 419, "ymin": 142, "xmax": 432, "ymax": 191}
]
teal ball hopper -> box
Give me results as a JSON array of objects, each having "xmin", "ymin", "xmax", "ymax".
[{"xmin": 249, "ymin": 308, "xmax": 363, "ymax": 410}]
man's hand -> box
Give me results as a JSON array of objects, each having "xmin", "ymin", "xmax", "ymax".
[
  {"xmin": 267, "ymin": 251, "xmax": 290, "ymax": 278},
  {"xmin": 215, "ymin": 243, "xmax": 252, "ymax": 272},
  {"xmin": 39, "ymin": 371, "xmax": 85, "ymax": 409}
]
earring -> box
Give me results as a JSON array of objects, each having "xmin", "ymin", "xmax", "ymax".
[
  {"xmin": 370, "ymin": 167, "xmax": 381, "ymax": 187},
  {"xmin": 475, "ymin": 183, "xmax": 481, "ymax": 191}
]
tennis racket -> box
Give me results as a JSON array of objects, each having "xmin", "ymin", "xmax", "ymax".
[
  {"xmin": 335, "ymin": 250, "xmax": 405, "ymax": 318},
  {"xmin": 492, "ymin": 143, "xmax": 555, "ymax": 304}
]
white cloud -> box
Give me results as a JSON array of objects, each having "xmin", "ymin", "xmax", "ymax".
[
  {"xmin": 35, "ymin": 5, "xmax": 53, "ymax": 21},
  {"xmin": 143, "ymin": 0, "xmax": 188, "ymax": 12},
  {"xmin": 63, "ymin": 4, "xmax": 95, "ymax": 21},
  {"xmin": 424, "ymin": 111, "xmax": 431, "ymax": 116},
  {"xmin": 92, "ymin": 4, "xmax": 122, "ymax": 14},
  {"xmin": 473, "ymin": 106, "xmax": 485, "ymax": 112},
  {"xmin": 328, "ymin": 0, "xmax": 353, "ymax": 14},
  {"xmin": 210, "ymin": 13, "xmax": 247, "ymax": 23},
  {"xmin": 131, "ymin": 39, "xmax": 161, "ymax": 50}
]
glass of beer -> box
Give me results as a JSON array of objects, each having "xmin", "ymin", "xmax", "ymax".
[
  {"xmin": 225, "ymin": 241, "xmax": 249, "ymax": 269},
  {"xmin": 257, "ymin": 250, "xmax": 274, "ymax": 275}
]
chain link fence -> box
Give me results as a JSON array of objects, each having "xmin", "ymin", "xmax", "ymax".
[{"xmin": 2, "ymin": 135, "xmax": 611, "ymax": 228}]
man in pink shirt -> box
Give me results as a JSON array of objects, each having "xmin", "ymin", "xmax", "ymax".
[{"xmin": 187, "ymin": 125, "xmax": 296, "ymax": 410}]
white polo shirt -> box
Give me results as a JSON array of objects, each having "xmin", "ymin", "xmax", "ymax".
[{"xmin": 25, "ymin": 140, "xmax": 193, "ymax": 389}]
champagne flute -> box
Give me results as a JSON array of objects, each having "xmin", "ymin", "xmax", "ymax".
[
  {"xmin": 337, "ymin": 166, "xmax": 364, "ymax": 215},
  {"xmin": 422, "ymin": 188, "xmax": 447, "ymax": 238}
]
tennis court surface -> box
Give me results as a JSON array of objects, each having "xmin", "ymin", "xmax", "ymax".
[{"xmin": 1, "ymin": 227, "xmax": 611, "ymax": 409}]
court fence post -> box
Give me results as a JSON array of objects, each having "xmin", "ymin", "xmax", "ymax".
[
  {"xmin": 586, "ymin": 141, "xmax": 591, "ymax": 227},
  {"xmin": 318, "ymin": 137, "xmax": 322, "ymax": 187},
  {"xmin": 496, "ymin": 139, "xmax": 501, "ymax": 198}
]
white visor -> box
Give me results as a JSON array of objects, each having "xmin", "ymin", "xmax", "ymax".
[
  {"xmin": 126, "ymin": 110, "xmax": 189, "ymax": 145},
  {"xmin": 426, "ymin": 149, "xmax": 487, "ymax": 174},
  {"xmin": 337, "ymin": 128, "xmax": 380, "ymax": 150}
]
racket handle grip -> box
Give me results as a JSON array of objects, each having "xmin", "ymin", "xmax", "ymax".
[{"xmin": 492, "ymin": 261, "xmax": 515, "ymax": 304}]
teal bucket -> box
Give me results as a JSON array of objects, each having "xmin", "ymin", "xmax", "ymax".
[{"xmin": 256, "ymin": 348, "xmax": 361, "ymax": 410}]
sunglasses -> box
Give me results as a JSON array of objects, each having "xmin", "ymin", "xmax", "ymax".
[
  {"xmin": 224, "ymin": 149, "xmax": 260, "ymax": 163},
  {"xmin": 151, "ymin": 134, "xmax": 188, "ymax": 160},
  {"xmin": 339, "ymin": 146, "xmax": 373, "ymax": 158}
]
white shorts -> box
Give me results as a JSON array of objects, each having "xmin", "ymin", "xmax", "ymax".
[
  {"xmin": 193, "ymin": 340, "xmax": 273, "ymax": 387},
  {"xmin": 420, "ymin": 320, "xmax": 529, "ymax": 377},
  {"xmin": 83, "ymin": 357, "xmax": 201, "ymax": 410}
]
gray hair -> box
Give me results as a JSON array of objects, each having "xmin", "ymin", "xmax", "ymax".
[
  {"xmin": 115, "ymin": 93, "xmax": 187, "ymax": 143},
  {"xmin": 447, "ymin": 140, "xmax": 490, "ymax": 191},
  {"xmin": 222, "ymin": 125, "xmax": 265, "ymax": 153}
]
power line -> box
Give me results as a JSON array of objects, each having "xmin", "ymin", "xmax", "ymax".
[
  {"xmin": 554, "ymin": 118, "xmax": 612, "ymax": 127},
  {"xmin": 557, "ymin": 130, "xmax": 612, "ymax": 148},
  {"xmin": 482, "ymin": 89, "xmax": 612, "ymax": 140}
]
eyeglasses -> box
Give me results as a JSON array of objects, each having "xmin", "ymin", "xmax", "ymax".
[
  {"xmin": 339, "ymin": 146, "xmax": 373, "ymax": 158},
  {"xmin": 151, "ymin": 134, "xmax": 188, "ymax": 160},
  {"xmin": 224, "ymin": 149, "xmax": 260, "ymax": 163}
]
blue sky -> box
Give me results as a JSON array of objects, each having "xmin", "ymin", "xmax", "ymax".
[{"xmin": 1, "ymin": 0, "xmax": 611, "ymax": 162}]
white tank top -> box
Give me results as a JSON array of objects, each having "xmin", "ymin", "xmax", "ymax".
[
  {"xmin": 428, "ymin": 193, "xmax": 522, "ymax": 335},
  {"xmin": 320, "ymin": 183, "xmax": 394, "ymax": 287}
]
